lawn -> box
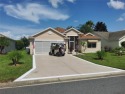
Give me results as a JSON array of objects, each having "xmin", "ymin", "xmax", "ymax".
[
  {"xmin": 76, "ymin": 52, "xmax": 125, "ymax": 70},
  {"xmin": 0, "ymin": 50, "xmax": 32, "ymax": 82}
]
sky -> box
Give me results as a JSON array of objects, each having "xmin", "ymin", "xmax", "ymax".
[{"xmin": 0, "ymin": 0, "xmax": 125, "ymax": 39}]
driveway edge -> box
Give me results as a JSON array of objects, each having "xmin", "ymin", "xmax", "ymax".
[{"xmin": 14, "ymin": 55, "xmax": 36, "ymax": 82}]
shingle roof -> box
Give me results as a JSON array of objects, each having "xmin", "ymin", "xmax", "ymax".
[
  {"xmin": 55, "ymin": 27, "xmax": 66, "ymax": 33},
  {"xmin": 109, "ymin": 30, "xmax": 125, "ymax": 40},
  {"xmin": 79, "ymin": 34, "xmax": 100, "ymax": 40},
  {"xmin": 0, "ymin": 34, "xmax": 15, "ymax": 41},
  {"xmin": 92, "ymin": 32, "xmax": 109, "ymax": 40},
  {"xmin": 93, "ymin": 30, "xmax": 125, "ymax": 40}
]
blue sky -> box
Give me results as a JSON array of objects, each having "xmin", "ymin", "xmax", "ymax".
[{"xmin": 0, "ymin": 0, "xmax": 125, "ymax": 39}]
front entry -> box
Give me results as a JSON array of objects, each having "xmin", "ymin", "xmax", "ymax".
[{"xmin": 68, "ymin": 36, "xmax": 78, "ymax": 53}]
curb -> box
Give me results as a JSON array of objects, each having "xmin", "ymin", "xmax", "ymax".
[{"xmin": 0, "ymin": 70, "xmax": 125, "ymax": 89}]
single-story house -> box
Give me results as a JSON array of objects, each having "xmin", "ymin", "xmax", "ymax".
[
  {"xmin": 93, "ymin": 30, "xmax": 125, "ymax": 49},
  {"xmin": 29, "ymin": 27, "xmax": 101, "ymax": 55},
  {"xmin": 0, "ymin": 34, "xmax": 16, "ymax": 53}
]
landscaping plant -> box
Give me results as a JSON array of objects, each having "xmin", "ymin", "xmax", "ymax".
[
  {"xmin": 113, "ymin": 47, "xmax": 125, "ymax": 56},
  {"xmin": 8, "ymin": 50, "xmax": 23, "ymax": 66},
  {"xmin": 96, "ymin": 50, "xmax": 106, "ymax": 60}
]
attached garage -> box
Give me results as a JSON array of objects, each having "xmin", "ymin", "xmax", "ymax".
[
  {"xmin": 29, "ymin": 28, "xmax": 66, "ymax": 55},
  {"xmin": 35, "ymin": 40, "xmax": 65, "ymax": 54}
]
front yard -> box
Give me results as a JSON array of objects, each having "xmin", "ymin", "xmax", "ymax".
[
  {"xmin": 76, "ymin": 52, "xmax": 125, "ymax": 70},
  {"xmin": 0, "ymin": 50, "xmax": 32, "ymax": 82}
]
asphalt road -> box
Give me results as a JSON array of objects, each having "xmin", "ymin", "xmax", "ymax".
[{"xmin": 0, "ymin": 75, "xmax": 125, "ymax": 94}]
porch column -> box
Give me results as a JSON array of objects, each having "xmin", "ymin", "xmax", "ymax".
[{"xmin": 65, "ymin": 39, "xmax": 69, "ymax": 54}]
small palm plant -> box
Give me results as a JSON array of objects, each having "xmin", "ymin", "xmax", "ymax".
[
  {"xmin": 96, "ymin": 50, "xmax": 106, "ymax": 60},
  {"xmin": 80, "ymin": 41, "xmax": 87, "ymax": 53},
  {"xmin": 8, "ymin": 50, "xmax": 23, "ymax": 66}
]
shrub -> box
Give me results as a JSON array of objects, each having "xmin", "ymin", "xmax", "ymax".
[
  {"xmin": 104, "ymin": 46, "xmax": 112, "ymax": 52},
  {"xmin": 113, "ymin": 47, "xmax": 125, "ymax": 56},
  {"xmin": 8, "ymin": 50, "xmax": 23, "ymax": 66},
  {"xmin": 96, "ymin": 50, "xmax": 106, "ymax": 60}
]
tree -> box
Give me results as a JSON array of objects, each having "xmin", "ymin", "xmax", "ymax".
[
  {"xmin": 77, "ymin": 20, "xmax": 94, "ymax": 33},
  {"xmin": 8, "ymin": 50, "xmax": 23, "ymax": 66},
  {"xmin": 15, "ymin": 40, "xmax": 24, "ymax": 50},
  {"xmin": 21, "ymin": 37, "xmax": 29, "ymax": 49},
  {"xmin": 94, "ymin": 22, "xmax": 108, "ymax": 32},
  {"xmin": 66, "ymin": 26, "xmax": 74, "ymax": 30},
  {"xmin": 0, "ymin": 37, "xmax": 9, "ymax": 54},
  {"xmin": 85, "ymin": 20, "xmax": 94, "ymax": 29}
]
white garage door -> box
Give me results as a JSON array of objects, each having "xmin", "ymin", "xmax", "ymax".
[{"xmin": 35, "ymin": 41, "xmax": 64, "ymax": 54}]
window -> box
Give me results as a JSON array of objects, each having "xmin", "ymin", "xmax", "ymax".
[{"xmin": 88, "ymin": 42, "xmax": 96, "ymax": 48}]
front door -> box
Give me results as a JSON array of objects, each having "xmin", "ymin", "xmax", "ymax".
[{"xmin": 69, "ymin": 41, "xmax": 74, "ymax": 52}]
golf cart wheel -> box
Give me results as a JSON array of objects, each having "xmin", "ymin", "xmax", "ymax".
[
  {"xmin": 56, "ymin": 52, "xmax": 60, "ymax": 56},
  {"xmin": 49, "ymin": 52, "xmax": 52, "ymax": 55},
  {"xmin": 62, "ymin": 53, "xmax": 65, "ymax": 56}
]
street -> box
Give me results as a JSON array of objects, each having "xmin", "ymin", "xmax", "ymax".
[{"xmin": 0, "ymin": 75, "xmax": 125, "ymax": 94}]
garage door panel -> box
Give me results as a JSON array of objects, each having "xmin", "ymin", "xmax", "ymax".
[{"xmin": 35, "ymin": 41, "xmax": 64, "ymax": 54}]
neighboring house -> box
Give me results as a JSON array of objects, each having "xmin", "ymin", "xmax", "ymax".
[
  {"xmin": 93, "ymin": 30, "xmax": 125, "ymax": 49},
  {"xmin": 0, "ymin": 34, "xmax": 16, "ymax": 53},
  {"xmin": 29, "ymin": 27, "xmax": 101, "ymax": 54}
]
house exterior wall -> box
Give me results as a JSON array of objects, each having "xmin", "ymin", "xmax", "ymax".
[
  {"xmin": 4, "ymin": 39, "xmax": 15, "ymax": 53},
  {"xmin": 34, "ymin": 30, "xmax": 64, "ymax": 40},
  {"xmin": 99, "ymin": 38, "xmax": 119, "ymax": 49},
  {"xmin": 108, "ymin": 40, "xmax": 119, "ymax": 48},
  {"xmin": 79, "ymin": 40, "xmax": 101, "ymax": 53},
  {"xmin": 66, "ymin": 30, "xmax": 78, "ymax": 36}
]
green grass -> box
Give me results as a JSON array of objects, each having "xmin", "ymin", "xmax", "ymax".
[
  {"xmin": 0, "ymin": 50, "xmax": 32, "ymax": 82},
  {"xmin": 76, "ymin": 52, "xmax": 125, "ymax": 70}
]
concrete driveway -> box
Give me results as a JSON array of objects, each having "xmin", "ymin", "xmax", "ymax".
[{"xmin": 15, "ymin": 54, "xmax": 123, "ymax": 81}]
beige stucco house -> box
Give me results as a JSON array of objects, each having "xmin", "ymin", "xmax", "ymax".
[
  {"xmin": 29, "ymin": 27, "xmax": 101, "ymax": 54},
  {"xmin": 0, "ymin": 34, "xmax": 15, "ymax": 53},
  {"xmin": 93, "ymin": 30, "xmax": 125, "ymax": 49}
]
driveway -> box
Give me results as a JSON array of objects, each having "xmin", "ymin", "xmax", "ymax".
[{"xmin": 17, "ymin": 54, "xmax": 123, "ymax": 81}]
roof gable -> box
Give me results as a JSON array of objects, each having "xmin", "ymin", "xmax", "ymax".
[
  {"xmin": 79, "ymin": 33, "xmax": 100, "ymax": 40},
  {"xmin": 32, "ymin": 27, "xmax": 65, "ymax": 37},
  {"xmin": 64, "ymin": 28, "xmax": 83, "ymax": 34}
]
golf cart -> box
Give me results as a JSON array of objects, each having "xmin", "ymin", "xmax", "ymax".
[{"xmin": 49, "ymin": 43, "xmax": 66, "ymax": 56}]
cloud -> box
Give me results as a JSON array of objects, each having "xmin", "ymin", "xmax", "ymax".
[
  {"xmin": 117, "ymin": 17, "xmax": 124, "ymax": 21},
  {"xmin": 48, "ymin": 0, "xmax": 63, "ymax": 8},
  {"xmin": 117, "ymin": 13, "xmax": 125, "ymax": 21},
  {"xmin": 49, "ymin": 0, "xmax": 76, "ymax": 8},
  {"xmin": 67, "ymin": 0, "xmax": 76, "ymax": 3},
  {"xmin": 73, "ymin": 20, "xmax": 78, "ymax": 23},
  {"xmin": 107, "ymin": 0, "xmax": 125, "ymax": 9},
  {"xmin": 2, "ymin": 3, "xmax": 69, "ymax": 23},
  {"xmin": 0, "ymin": 24, "xmax": 43, "ymax": 40},
  {"xmin": 0, "ymin": 4, "xmax": 3, "ymax": 7}
]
